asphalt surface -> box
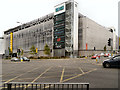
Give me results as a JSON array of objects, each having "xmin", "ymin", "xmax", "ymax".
[{"xmin": 1, "ymin": 57, "xmax": 119, "ymax": 89}]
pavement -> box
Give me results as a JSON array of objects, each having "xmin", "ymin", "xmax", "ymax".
[{"xmin": 1, "ymin": 57, "xmax": 119, "ymax": 89}]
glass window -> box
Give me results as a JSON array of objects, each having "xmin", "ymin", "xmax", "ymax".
[
  {"xmin": 22, "ymin": 33, "xmax": 23, "ymax": 38},
  {"xmin": 113, "ymin": 56, "xmax": 120, "ymax": 60},
  {"xmin": 66, "ymin": 3, "xmax": 71, "ymax": 10}
]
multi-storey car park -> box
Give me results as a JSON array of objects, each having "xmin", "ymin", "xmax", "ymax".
[{"xmin": 4, "ymin": 0, "xmax": 118, "ymax": 58}]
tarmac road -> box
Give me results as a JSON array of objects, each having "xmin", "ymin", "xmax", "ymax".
[{"xmin": 2, "ymin": 57, "xmax": 119, "ymax": 89}]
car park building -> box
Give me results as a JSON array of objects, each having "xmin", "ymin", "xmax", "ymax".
[{"xmin": 4, "ymin": 0, "xmax": 118, "ymax": 57}]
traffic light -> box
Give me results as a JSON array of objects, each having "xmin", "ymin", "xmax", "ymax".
[{"xmin": 108, "ymin": 38, "xmax": 111, "ymax": 46}]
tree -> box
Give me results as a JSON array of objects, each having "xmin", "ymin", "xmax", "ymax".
[
  {"xmin": 8, "ymin": 47, "xmax": 12, "ymax": 55},
  {"xmin": 104, "ymin": 45, "xmax": 106, "ymax": 51},
  {"xmin": 21, "ymin": 49, "xmax": 24, "ymax": 55},
  {"xmin": 30, "ymin": 45, "xmax": 36, "ymax": 55},
  {"xmin": 44, "ymin": 44, "xmax": 50, "ymax": 56}
]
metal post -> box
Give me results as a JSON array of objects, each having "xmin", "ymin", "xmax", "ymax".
[
  {"xmin": 77, "ymin": 84, "xmax": 78, "ymax": 90},
  {"xmin": 44, "ymin": 84, "xmax": 45, "ymax": 90},
  {"xmin": 58, "ymin": 84, "xmax": 59, "ymax": 90},
  {"xmin": 4, "ymin": 84, "xmax": 5, "ymax": 90},
  {"xmin": 62, "ymin": 84, "xmax": 64, "ymax": 90},
  {"xmin": 22, "ymin": 84, "xmax": 24, "ymax": 90},
  {"xmin": 54, "ymin": 84, "xmax": 55, "ymax": 90},
  {"xmin": 87, "ymin": 84, "xmax": 89, "ymax": 90},
  {"xmin": 81, "ymin": 84, "xmax": 83, "ymax": 90},
  {"xmin": 40, "ymin": 84, "xmax": 41, "ymax": 89},
  {"xmin": 36, "ymin": 84, "xmax": 37, "ymax": 89},
  {"xmin": 72, "ymin": 84, "xmax": 73, "ymax": 90},
  {"xmin": 32, "ymin": 84, "xmax": 33, "ymax": 90},
  {"xmin": 67, "ymin": 84, "xmax": 69, "ymax": 90},
  {"xmin": 49, "ymin": 84, "xmax": 51, "ymax": 90},
  {"xmin": 7, "ymin": 83, "xmax": 12, "ymax": 90}
]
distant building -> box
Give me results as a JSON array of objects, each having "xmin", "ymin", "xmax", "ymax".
[
  {"xmin": 119, "ymin": 37, "xmax": 120, "ymax": 51},
  {"xmin": 0, "ymin": 37, "xmax": 5, "ymax": 54},
  {"xmin": 108, "ymin": 27, "xmax": 118, "ymax": 51},
  {"xmin": 118, "ymin": 2, "xmax": 120, "ymax": 51},
  {"xmin": 4, "ymin": 0, "xmax": 115, "ymax": 57}
]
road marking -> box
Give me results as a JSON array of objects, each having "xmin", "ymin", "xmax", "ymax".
[
  {"xmin": 78, "ymin": 67, "xmax": 84, "ymax": 74},
  {"xmin": 62, "ymin": 68, "xmax": 97, "ymax": 82},
  {"xmin": 40, "ymin": 74, "xmax": 77, "ymax": 79},
  {"xmin": 60, "ymin": 68, "xmax": 65, "ymax": 83},
  {"xmin": 3, "ymin": 66, "xmax": 41, "ymax": 84},
  {"xmin": 31, "ymin": 67, "xmax": 52, "ymax": 83},
  {"xmin": 15, "ymin": 78, "xmax": 33, "ymax": 80},
  {"xmin": 2, "ymin": 64, "xmax": 34, "ymax": 77},
  {"xmin": 2, "ymin": 71, "xmax": 19, "ymax": 77},
  {"xmin": 97, "ymin": 63, "xmax": 102, "ymax": 65},
  {"xmin": 24, "ymin": 66, "xmax": 52, "ymax": 89},
  {"xmin": 91, "ymin": 63, "xmax": 102, "ymax": 66}
]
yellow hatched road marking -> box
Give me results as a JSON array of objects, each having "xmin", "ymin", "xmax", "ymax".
[
  {"xmin": 62, "ymin": 68, "xmax": 97, "ymax": 82},
  {"xmin": 31, "ymin": 67, "xmax": 52, "ymax": 83},
  {"xmin": 44, "ymin": 67, "xmax": 65, "ymax": 89},
  {"xmin": 78, "ymin": 67, "xmax": 84, "ymax": 74},
  {"xmin": 40, "ymin": 74, "xmax": 77, "ymax": 79},
  {"xmin": 2, "ymin": 64, "xmax": 33, "ymax": 77},
  {"xmin": 60, "ymin": 68, "xmax": 65, "ymax": 83},
  {"xmin": 24, "ymin": 66, "xmax": 52, "ymax": 89},
  {"xmin": 3, "ymin": 66, "xmax": 40, "ymax": 84}
]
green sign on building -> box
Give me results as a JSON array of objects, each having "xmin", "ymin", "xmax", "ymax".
[{"xmin": 56, "ymin": 6, "xmax": 64, "ymax": 12}]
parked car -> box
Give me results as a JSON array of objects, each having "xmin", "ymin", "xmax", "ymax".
[
  {"xmin": 103, "ymin": 55, "xmax": 120, "ymax": 68},
  {"xmin": 104, "ymin": 53, "xmax": 110, "ymax": 57},
  {"xmin": 91, "ymin": 54, "xmax": 100, "ymax": 59},
  {"xmin": 100, "ymin": 53, "xmax": 104, "ymax": 56},
  {"xmin": 11, "ymin": 57, "xmax": 20, "ymax": 62},
  {"xmin": 20, "ymin": 57, "xmax": 30, "ymax": 62},
  {"xmin": 108, "ymin": 54, "xmax": 112, "ymax": 58}
]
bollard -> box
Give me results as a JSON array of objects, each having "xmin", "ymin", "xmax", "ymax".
[
  {"xmin": 96, "ymin": 56, "xmax": 99, "ymax": 63},
  {"xmin": 96, "ymin": 58, "xmax": 97, "ymax": 62},
  {"xmin": 112, "ymin": 53, "xmax": 113, "ymax": 56},
  {"xmin": 85, "ymin": 56, "xmax": 87, "ymax": 59},
  {"xmin": 21, "ymin": 58, "xmax": 23, "ymax": 62}
]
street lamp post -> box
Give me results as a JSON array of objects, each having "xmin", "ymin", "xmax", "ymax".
[
  {"xmin": 36, "ymin": 31, "xmax": 39, "ymax": 56},
  {"xmin": 16, "ymin": 21, "xmax": 23, "ymax": 59},
  {"xmin": 17, "ymin": 22, "xmax": 23, "ymax": 30}
]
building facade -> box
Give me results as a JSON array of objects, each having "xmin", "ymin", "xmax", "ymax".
[
  {"xmin": 4, "ymin": 0, "xmax": 116, "ymax": 57},
  {"xmin": 0, "ymin": 37, "xmax": 4, "ymax": 55},
  {"xmin": 53, "ymin": 0, "xmax": 78, "ymax": 58}
]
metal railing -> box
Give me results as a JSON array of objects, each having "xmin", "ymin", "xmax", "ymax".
[{"xmin": 2, "ymin": 82, "xmax": 89, "ymax": 90}]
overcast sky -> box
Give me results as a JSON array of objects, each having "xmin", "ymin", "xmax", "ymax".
[{"xmin": 0, "ymin": 0, "xmax": 119, "ymax": 37}]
